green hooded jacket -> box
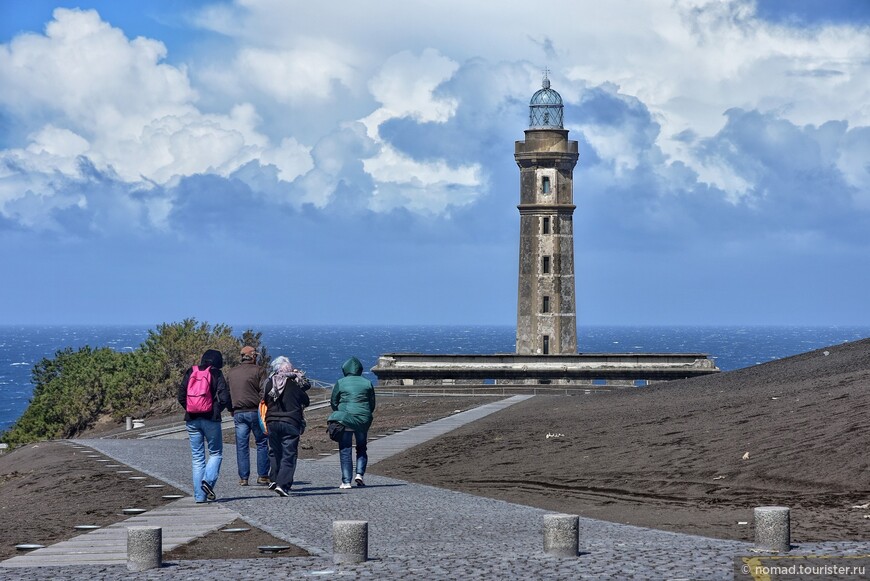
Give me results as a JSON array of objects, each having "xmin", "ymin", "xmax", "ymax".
[{"xmin": 327, "ymin": 357, "xmax": 376, "ymax": 431}]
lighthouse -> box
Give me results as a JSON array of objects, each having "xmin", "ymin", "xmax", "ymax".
[
  {"xmin": 372, "ymin": 73, "xmax": 719, "ymax": 387},
  {"xmin": 515, "ymin": 74, "xmax": 579, "ymax": 355}
]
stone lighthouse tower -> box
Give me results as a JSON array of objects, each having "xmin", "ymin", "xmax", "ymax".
[{"xmin": 515, "ymin": 75, "xmax": 579, "ymax": 355}]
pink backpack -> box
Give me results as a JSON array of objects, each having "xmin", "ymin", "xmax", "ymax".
[{"xmin": 186, "ymin": 366, "xmax": 214, "ymax": 414}]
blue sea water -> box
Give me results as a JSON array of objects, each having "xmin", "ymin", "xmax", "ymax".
[{"xmin": 1, "ymin": 324, "xmax": 868, "ymax": 434}]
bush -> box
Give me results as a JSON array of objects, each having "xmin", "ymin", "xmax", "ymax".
[
  {"xmin": 138, "ymin": 319, "xmax": 241, "ymax": 403},
  {"xmin": 3, "ymin": 347, "xmax": 124, "ymax": 445},
  {"xmin": 1, "ymin": 319, "xmax": 268, "ymax": 446}
]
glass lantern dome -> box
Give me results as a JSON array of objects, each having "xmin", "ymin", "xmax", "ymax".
[{"xmin": 529, "ymin": 75, "xmax": 563, "ymax": 129}]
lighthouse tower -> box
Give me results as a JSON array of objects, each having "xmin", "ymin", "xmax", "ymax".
[{"xmin": 515, "ymin": 75, "xmax": 579, "ymax": 355}]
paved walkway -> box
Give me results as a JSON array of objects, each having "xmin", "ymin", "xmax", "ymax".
[
  {"xmin": 2, "ymin": 498, "xmax": 240, "ymax": 568},
  {"xmin": 317, "ymin": 395, "xmax": 528, "ymax": 467},
  {"xmin": 2, "ymin": 395, "xmax": 869, "ymax": 580}
]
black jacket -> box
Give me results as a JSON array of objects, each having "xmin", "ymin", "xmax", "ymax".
[
  {"xmin": 260, "ymin": 376, "xmax": 310, "ymax": 431},
  {"xmin": 177, "ymin": 349, "xmax": 233, "ymax": 422}
]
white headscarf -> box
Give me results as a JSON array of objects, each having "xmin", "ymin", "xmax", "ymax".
[{"xmin": 269, "ymin": 356, "xmax": 301, "ymax": 399}]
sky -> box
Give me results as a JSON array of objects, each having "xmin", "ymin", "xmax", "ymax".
[{"xmin": 0, "ymin": 0, "xmax": 869, "ymax": 327}]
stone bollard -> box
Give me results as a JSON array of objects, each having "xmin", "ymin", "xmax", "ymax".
[
  {"xmin": 125, "ymin": 416, "xmax": 133, "ymax": 431},
  {"xmin": 333, "ymin": 520, "xmax": 368, "ymax": 564},
  {"xmin": 754, "ymin": 506, "xmax": 791, "ymax": 552},
  {"xmin": 543, "ymin": 513, "xmax": 579, "ymax": 557},
  {"xmin": 127, "ymin": 526, "xmax": 162, "ymax": 571}
]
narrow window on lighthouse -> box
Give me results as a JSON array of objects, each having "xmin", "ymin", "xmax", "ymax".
[
  {"xmin": 542, "ymin": 296, "xmax": 550, "ymax": 313},
  {"xmin": 542, "ymin": 217, "xmax": 550, "ymax": 234},
  {"xmin": 542, "ymin": 256, "xmax": 550, "ymax": 274},
  {"xmin": 543, "ymin": 335, "xmax": 550, "ymax": 354},
  {"xmin": 542, "ymin": 176, "xmax": 551, "ymax": 193}
]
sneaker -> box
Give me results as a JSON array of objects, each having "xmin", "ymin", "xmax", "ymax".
[
  {"xmin": 339, "ymin": 482, "xmax": 352, "ymax": 489},
  {"xmin": 274, "ymin": 485, "xmax": 290, "ymax": 497},
  {"xmin": 201, "ymin": 480, "xmax": 216, "ymax": 502},
  {"xmin": 354, "ymin": 474, "xmax": 365, "ymax": 487},
  {"xmin": 256, "ymin": 476, "xmax": 270, "ymax": 486},
  {"xmin": 239, "ymin": 478, "xmax": 249, "ymax": 486},
  {"xmin": 268, "ymin": 481, "xmax": 277, "ymax": 491}
]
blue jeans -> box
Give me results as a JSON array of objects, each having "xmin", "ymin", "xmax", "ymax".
[
  {"xmin": 234, "ymin": 411, "xmax": 269, "ymax": 480},
  {"xmin": 338, "ymin": 428, "xmax": 368, "ymax": 484},
  {"xmin": 186, "ymin": 418, "xmax": 223, "ymax": 502}
]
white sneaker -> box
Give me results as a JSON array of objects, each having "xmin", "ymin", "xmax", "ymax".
[
  {"xmin": 354, "ymin": 474, "xmax": 365, "ymax": 487},
  {"xmin": 339, "ymin": 482, "xmax": 352, "ymax": 489}
]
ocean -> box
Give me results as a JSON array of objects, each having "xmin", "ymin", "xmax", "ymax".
[{"xmin": 1, "ymin": 324, "xmax": 869, "ymax": 433}]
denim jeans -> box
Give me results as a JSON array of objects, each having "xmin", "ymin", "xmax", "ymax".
[
  {"xmin": 338, "ymin": 428, "xmax": 368, "ymax": 484},
  {"xmin": 234, "ymin": 411, "xmax": 269, "ymax": 480},
  {"xmin": 267, "ymin": 420, "xmax": 301, "ymax": 489},
  {"xmin": 186, "ymin": 418, "xmax": 223, "ymax": 502}
]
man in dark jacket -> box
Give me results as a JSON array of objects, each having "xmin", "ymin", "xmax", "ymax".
[
  {"xmin": 259, "ymin": 356, "xmax": 310, "ymax": 497},
  {"xmin": 226, "ymin": 346, "xmax": 268, "ymax": 486},
  {"xmin": 177, "ymin": 349, "xmax": 233, "ymax": 503},
  {"xmin": 328, "ymin": 356, "xmax": 375, "ymax": 489}
]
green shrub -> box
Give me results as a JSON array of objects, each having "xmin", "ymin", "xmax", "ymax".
[
  {"xmin": 1, "ymin": 319, "xmax": 268, "ymax": 446},
  {"xmin": 138, "ymin": 319, "xmax": 240, "ymax": 403},
  {"xmin": 3, "ymin": 346, "xmax": 124, "ymax": 445}
]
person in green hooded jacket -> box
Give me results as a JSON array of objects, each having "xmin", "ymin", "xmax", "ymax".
[{"xmin": 328, "ymin": 356, "xmax": 376, "ymax": 488}]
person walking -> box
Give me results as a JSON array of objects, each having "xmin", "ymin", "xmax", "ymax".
[
  {"xmin": 328, "ymin": 356, "xmax": 376, "ymax": 489},
  {"xmin": 177, "ymin": 349, "xmax": 232, "ymax": 503},
  {"xmin": 260, "ymin": 356, "xmax": 310, "ymax": 497},
  {"xmin": 226, "ymin": 345, "xmax": 269, "ymax": 486}
]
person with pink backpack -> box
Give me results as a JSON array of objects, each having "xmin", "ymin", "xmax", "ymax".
[{"xmin": 177, "ymin": 349, "xmax": 233, "ymax": 503}]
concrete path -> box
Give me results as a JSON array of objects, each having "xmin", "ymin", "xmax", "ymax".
[
  {"xmin": 0, "ymin": 395, "xmax": 531, "ymax": 571},
  {"xmin": 2, "ymin": 498, "xmax": 239, "ymax": 568},
  {"xmin": 2, "ymin": 394, "xmax": 869, "ymax": 580},
  {"xmin": 318, "ymin": 394, "xmax": 531, "ymax": 466}
]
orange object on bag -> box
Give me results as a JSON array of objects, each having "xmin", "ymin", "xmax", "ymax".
[{"xmin": 258, "ymin": 400, "xmax": 268, "ymax": 435}]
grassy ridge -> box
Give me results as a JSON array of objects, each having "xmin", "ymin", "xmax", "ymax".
[{"xmin": 1, "ymin": 319, "xmax": 267, "ymax": 446}]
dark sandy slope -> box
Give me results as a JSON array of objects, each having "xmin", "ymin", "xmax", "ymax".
[{"xmin": 373, "ymin": 338, "xmax": 870, "ymax": 541}]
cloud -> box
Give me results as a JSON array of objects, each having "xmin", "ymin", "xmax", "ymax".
[
  {"xmin": 201, "ymin": 45, "xmax": 358, "ymax": 103},
  {"xmin": 358, "ymin": 49, "xmax": 484, "ymax": 214},
  {"xmin": 0, "ymin": 155, "xmax": 169, "ymax": 234},
  {"xmin": 572, "ymin": 98, "xmax": 870, "ymax": 253},
  {"xmin": 561, "ymin": 1, "xmax": 870, "ymax": 174},
  {"xmin": 1, "ymin": 1, "xmax": 869, "ymax": 254},
  {"xmin": 261, "ymin": 121, "xmax": 378, "ymax": 209},
  {"xmin": 571, "ymin": 83, "xmax": 662, "ymax": 177},
  {"xmin": 2, "ymin": 0, "xmax": 870, "ymax": 326},
  {"xmin": 0, "ymin": 7, "xmax": 315, "ymax": 228},
  {"xmin": 786, "ymin": 68, "xmax": 845, "ymax": 78},
  {"xmin": 365, "ymin": 49, "xmax": 460, "ymax": 127},
  {"xmin": 0, "ymin": 8, "xmax": 195, "ymax": 130},
  {"xmin": 837, "ymin": 126, "xmax": 870, "ymax": 208}
]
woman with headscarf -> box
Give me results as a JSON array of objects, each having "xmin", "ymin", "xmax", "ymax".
[
  {"xmin": 260, "ymin": 356, "xmax": 310, "ymax": 496},
  {"xmin": 177, "ymin": 349, "xmax": 233, "ymax": 503}
]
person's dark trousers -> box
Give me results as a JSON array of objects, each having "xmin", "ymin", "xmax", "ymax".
[{"xmin": 267, "ymin": 420, "xmax": 300, "ymax": 489}]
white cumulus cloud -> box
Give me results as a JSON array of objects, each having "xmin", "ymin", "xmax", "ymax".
[
  {"xmin": 360, "ymin": 49, "xmax": 482, "ymax": 214},
  {"xmin": 1, "ymin": 0, "xmax": 869, "ymax": 232},
  {"xmin": 0, "ymin": 8, "xmax": 314, "ymax": 228}
]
